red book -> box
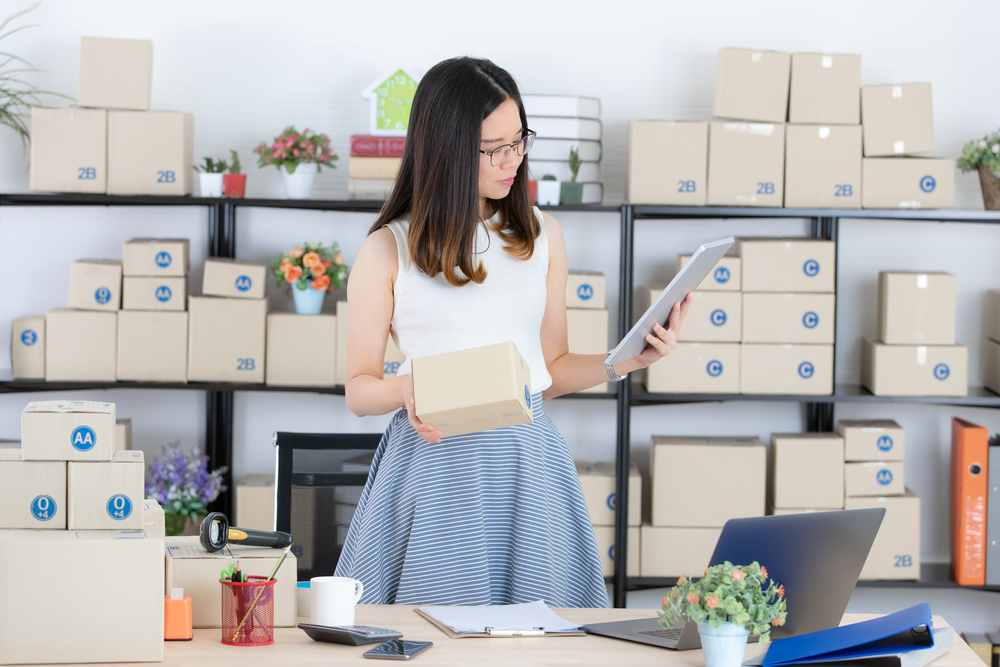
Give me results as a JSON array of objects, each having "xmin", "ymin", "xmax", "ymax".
[{"xmin": 350, "ymin": 135, "xmax": 406, "ymax": 157}]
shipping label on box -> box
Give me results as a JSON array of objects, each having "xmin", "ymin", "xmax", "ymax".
[
  {"xmin": 117, "ymin": 310, "xmax": 188, "ymax": 382},
  {"xmin": 122, "ymin": 238, "xmax": 190, "ymax": 276},
  {"xmin": 11, "ymin": 315, "xmax": 45, "ymax": 380},
  {"xmin": 68, "ymin": 259, "xmax": 122, "ymax": 311},
  {"xmin": 202, "ymin": 258, "xmax": 267, "ymax": 299},
  {"xmin": 413, "ymin": 342, "xmax": 533, "ymax": 438},
  {"xmin": 22, "ymin": 400, "xmax": 115, "ymax": 461},
  {"xmin": 626, "ymin": 120, "xmax": 708, "ymax": 205},
  {"xmin": 713, "ymin": 48, "xmax": 791, "ymax": 123},
  {"xmin": 29, "ymin": 107, "xmax": 107, "ymax": 194},
  {"xmin": 68, "ymin": 450, "xmax": 145, "ymax": 530},
  {"xmin": 576, "ymin": 461, "xmax": 642, "ymax": 526},
  {"xmin": 45, "ymin": 309, "xmax": 117, "ymax": 381},
  {"xmin": 651, "ymin": 288, "xmax": 740, "ymax": 342},
  {"xmin": 235, "ymin": 474, "xmax": 275, "ymax": 531},
  {"xmin": 845, "ymin": 461, "xmax": 905, "ymax": 497},
  {"xmin": 861, "ymin": 83, "xmax": 934, "ymax": 157},
  {"xmin": 837, "ymin": 420, "xmax": 905, "ymax": 462},
  {"xmin": 679, "ymin": 255, "xmax": 741, "ymax": 291},
  {"xmin": 640, "ymin": 525, "xmax": 722, "ymax": 578},
  {"xmin": 861, "ymin": 158, "xmax": 955, "ymax": 209},
  {"xmin": 707, "ymin": 121, "xmax": 786, "ymax": 206},
  {"xmin": 567, "ymin": 270, "xmax": 607, "ymax": 309},
  {"xmin": 788, "ymin": 54, "xmax": 861, "ymax": 124},
  {"xmin": 784, "ymin": 124, "xmax": 862, "ymax": 209},
  {"xmin": 187, "ymin": 296, "xmax": 266, "ymax": 383},
  {"xmin": 78, "ymin": 36, "xmax": 152, "ymax": 111},
  {"xmin": 740, "ymin": 343, "xmax": 834, "ymax": 395},
  {"xmin": 122, "ymin": 276, "xmax": 187, "ymax": 311},
  {"xmin": 593, "ymin": 526, "xmax": 640, "ymax": 577},
  {"xmin": 878, "ymin": 272, "xmax": 956, "ymax": 345},
  {"xmin": 845, "ymin": 490, "xmax": 920, "ymax": 580},
  {"xmin": 770, "ymin": 433, "xmax": 844, "ymax": 509},
  {"xmin": 0, "ymin": 450, "xmax": 67, "ymax": 529},
  {"xmin": 646, "ymin": 342, "xmax": 740, "ymax": 394},
  {"xmin": 567, "ymin": 308, "xmax": 610, "ymax": 394},
  {"xmin": 116, "ymin": 419, "xmax": 132, "ymax": 451},
  {"xmin": 266, "ymin": 313, "xmax": 337, "ymax": 386},
  {"xmin": 738, "ymin": 238, "xmax": 835, "ymax": 293},
  {"xmin": 742, "ymin": 293, "xmax": 835, "ymax": 344},
  {"xmin": 861, "ymin": 337, "xmax": 967, "ymax": 397},
  {"xmin": 108, "ymin": 111, "xmax": 193, "ymax": 195}
]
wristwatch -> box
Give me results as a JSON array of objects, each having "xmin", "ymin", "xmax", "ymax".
[{"xmin": 605, "ymin": 362, "xmax": 628, "ymax": 382}]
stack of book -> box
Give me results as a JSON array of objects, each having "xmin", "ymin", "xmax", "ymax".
[
  {"xmin": 523, "ymin": 95, "xmax": 603, "ymax": 205},
  {"xmin": 347, "ymin": 135, "xmax": 404, "ymax": 200}
]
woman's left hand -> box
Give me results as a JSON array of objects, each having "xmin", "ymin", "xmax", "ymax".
[{"xmin": 633, "ymin": 292, "xmax": 693, "ymax": 368}]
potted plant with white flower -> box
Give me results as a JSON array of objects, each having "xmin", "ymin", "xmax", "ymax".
[
  {"xmin": 957, "ymin": 130, "xmax": 1000, "ymax": 210},
  {"xmin": 536, "ymin": 174, "xmax": 560, "ymax": 206}
]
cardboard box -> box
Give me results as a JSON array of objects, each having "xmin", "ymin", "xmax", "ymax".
[
  {"xmin": 640, "ymin": 525, "xmax": 722, "ymax": 578},
  {"xmin": 77, "ymin": 36, "xmax": 152, "ymax": 111},
  {"xmin": 770, "ymin": 433, "xmax": 844, "ymax": 509},
  {"xmin": 68, "ymin": 450, "xmax": 145, "ymax": 530},
  {"xmin": 860, "ymin": 83, "xmax": 934, "ymax": 157},
  {"xmin": 29, "ymin": 107, "xmax": 107, "ymax": 193},
  {"xmin": 412, "ymin": 342, "xmax": 533, "ymax": 438},
  {"xmin": 984, "ymin": 338, "xmax": 1000, "ymax": 396},
  {"xmin": 11, "ymin": 315, "xmax": 45, "ymax": 379},
  {"xmin": 567, "ymin": 308, "xmax": 610, "ymax": 394},
  {"xmin": 0, "ymin": 450, "xmax": 66, "ymax": 529},
  {"xmin": 188, "ymin": 296, "xmax": 266, "ymax": 383},
  {"xmin": 784, "ymin": 124, "xmax": 862, "ymax": 209},
  {"xmin": 713, "ymin": 48, "xmax": 791, "ymax": 123},
  {"xmin": 576, "ymin": 461, "xmax": 642, "ymax": 526},
  {"xmin": 845, "ymin": 461, "xmax": 905, "ymax": 497},
  {"xmin": 878, "ymin": 272, "xmax": 956, "ymax": 345},
  {"xmin": 334, "ymin": 301, "xmax": 405, "ymax": 384},
  {"xmin": 645, "ymin": 342, "xmax": 740, "ymax": 394},
  {"xmin": 593, "ymin": 526, "xmax": 640, "ymax": 578},
  {"xmin": 45, "ymin": 309, "xmax": 117, "ymax": 381},
  {"xmin": 626, "ymin": 120, "xmax": 708, "ymax": 205},
  {"xmin": 861, "ymin": 158, "xmax": 955, "ymax": 209},
  {"xmin": 707, "ymin": 121, "xmax": 785, "ymax": 206},
  {"xmin": 652, "ymin": 288, "xmax": 740, "ymax": 343},
  {"xmin": 266, "ymin": 313, "xmax": 337, "ymax": 386},
  {"xmin": 679, "ymin": 254, "xmax": 741, "ymax": 291},
  {"xmin": 143, "ymin": 498, "xmax": 164, "ymax": 538},
  {"xmin": 116, "ymin": 418, "xmax": 132, "ymax": 450},
  {"xmin": 567, "ymin": 270, "xmax": 607, "ymax": 309},
  {"xmin": 860, "ymin": 336, "xmax": 967, "ymax": 397},
  {"xmin": 651, "ymin": 436, "xmax": 765, "ymax": 526},
  {"xmin": 738, "ymin": 238, "xmax": 836, "ymax": 293},
  {"xmin": 986, "ymin": 289, "xmax": 1000, "ymax": 343},
  {"xmin": 122, "ymin": 276, "xmax": 187, "ymax": 311},
  {"xmin": 202, "ymin": 258, "xmax": 267, "ymax": 299},
  {"xmin": 122, "ymin": 238, "xmax": 190, "ymax": 276},
  {"xmin": 0, "ymin": 529, "xmax": 164, "ymax": 665},
  {"xmin": 845, "ymin": 490, "xmax": 921, "ymax": 580},
  {"xmin": 68, "ymin": 259, "xmax": 122, "ymax": 311},
  {"xmin": 165, "ymin": 536, "xmax": 297, "ymax": 628},
  {"xmin": 21, "ymin": 400, "xmax": 116, "ymax": 461},
  {"xmin": 788, "ymin": 54, "xmax": 861, "ymax": 124},
  {"xmin": 742, "ymin": 293, "xmax": 835, "ymax": 344},
  {"xmin": 740, "ymin": 344, "xmax": 834, "ymax": 395},
  {"xmin": 107, "ymin": 110, "xmax": 193, "ymax": 195},
  {"xmin": 235, "ymin": 474, "xmax": 275, "ymax": 531},
  {"xmin": 837, "ymin": 420, "xmax": 905, "ymax": 462},
  {"xmin": 117, "ymin": 310, "xmax": 188, "ymax": 382}
]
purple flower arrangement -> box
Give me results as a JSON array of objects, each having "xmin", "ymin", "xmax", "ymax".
[{"xmin": 146, "ymin": 441, "xmax": 227, "ymax": 519}]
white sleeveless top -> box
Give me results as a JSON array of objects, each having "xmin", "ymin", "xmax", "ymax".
[{"xmin": 387, "ymin": 207, "xmax": 553, "ymax": 393}]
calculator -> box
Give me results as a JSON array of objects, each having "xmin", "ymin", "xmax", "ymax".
[{"xmin": 298, "ymin": 623, "xmax": 404, "ymax": 646}]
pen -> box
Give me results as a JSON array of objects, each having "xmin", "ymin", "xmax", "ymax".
[{"xmin": 231, "ymin": 549, "xmax": 289, "ymax": 642}]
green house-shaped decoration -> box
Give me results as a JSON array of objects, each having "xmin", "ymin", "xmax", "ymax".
[{"xmin": 361, "ymin": 68, "xmax": 422, "ymax": 137}]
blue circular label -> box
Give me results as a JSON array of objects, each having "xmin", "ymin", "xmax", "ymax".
[
  {"xmin": 155, "ymin": 285, "xmax": 172, "ymax": 302},
  {"xmin": 577, "ymin": 284, "xmax": 593, "ymax": 300},
  {"xmin": 803, "ymin": 260, "xmax": 820, "ymax": 277},
  {"xmin": 30, "ymin": 495, "xmax": 56, "ymax": 521},
  {"xmin": 606, "ymin": 493, "xmax": 616, "ymax": 510},
  {"xmin": 714, "ymin": 267, "xmax": 730, "ymax": 284},
  {"xmin": 798, "ymin": 361, "xmax": 815, "ymax": 378},
  {"xmin": 94, "ymin": 287, "xmax": 112, "ymax": 304},
  {"xmin": 608, "ymin": 545, "xmax": 616, "ymax": 561},
  {"xmin": 706, "ymin": 360, "xmax": 723, "ymax": 377},
  {"xmin": 155, "ymin": 251, "xmax": 172, "ymax": 268},
  {"xmin": 876, "ymin": 469, "xmax": 893, "ymax": 486},
  {"xmin": 107, "ymin": 494, "xmax": 133, "ymax": 521},
  {"xmin": 877, "ymin": 435, "xmax": 894, "ymax": 452},
  {"xmin": 710, "ymin": 309, "xmax": 727, "ymax": 326},
  {"xmin": 934, "ymin": 363, "xmax": 950, "ymax": 380},
  {"xmin": 802, "ymin": 311, "xmax": 819, "ymax": 329},
  {"xmin": 235, "ymin": 275, "xmax": 252, "ymax": 292},
  {"xmin": 919, "ymin": 175, "xmax": 936, "ymax": 193},
  {"xmin": 71, "ymin": 426, "xmax": 97, "ymax": 451},
  {"xmin": 525, "ymin": 385, "xmax": 531, "ymax": 409},
  {"xmin": 20, "ymin": 329, "xmax": 37, "ymax": 346}
]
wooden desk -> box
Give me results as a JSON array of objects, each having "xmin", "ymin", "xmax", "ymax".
[{"xmin": 155, "ymin": 609, "xmax": 975, "ymax": 667}]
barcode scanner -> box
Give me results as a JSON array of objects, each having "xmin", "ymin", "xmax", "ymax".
[{"xmin": 199, "ymin": 512, "xmax": 293, "ymax": 553}]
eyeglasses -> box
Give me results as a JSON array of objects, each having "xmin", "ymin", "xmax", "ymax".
[{"xmin": 479, "ymin": 130, "xmax": 536, "ymax": 167}]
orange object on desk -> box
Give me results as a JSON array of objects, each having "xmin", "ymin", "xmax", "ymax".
[{"xmin": 165, "ymin": 588, "xmax": 193, "ymax": 641}]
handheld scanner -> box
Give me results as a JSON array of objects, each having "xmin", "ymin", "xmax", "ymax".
[{"xmin": 199, "ymin": 512, "xmax": 293, "ymax": 552}]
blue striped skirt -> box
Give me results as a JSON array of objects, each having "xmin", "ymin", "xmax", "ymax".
[{"xmin": 334, "ymin": 392, "xmax": 610, "ymax": 607}]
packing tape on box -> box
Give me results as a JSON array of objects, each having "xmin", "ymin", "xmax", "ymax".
[
  {"xmin": 894, "ymin": 140, "xmax": 905, "ymax": 154},
  {"xmin": 892, "ymin": 86, "xmax": 903, "ymax": 98},
  {"xmin": 819, "ymin": 127, "xmax": 830, "ymax": 139},
  {"xmin": 822, "ymin": 55, "xmax": 832, "ymax": 67},
  {"xmin": 917, "ymin": 346, "xmax": 927, "ymax": 365},
  {"xmin": 917, "ymin": 274, "xmax": 928, "ymax": 288},
  {"xmin": 724, "ymin": 122, "xmax": 775, "ymax": 136}
]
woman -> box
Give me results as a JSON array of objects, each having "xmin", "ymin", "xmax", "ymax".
[{"xmin": 335, "ymin": 57, "xmax": 691, "ymax": 607}]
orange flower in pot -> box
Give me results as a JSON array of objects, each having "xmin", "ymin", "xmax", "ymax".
[{"xmin": 270, "ymin": 241, "xmax": 349, "ymax": 315}]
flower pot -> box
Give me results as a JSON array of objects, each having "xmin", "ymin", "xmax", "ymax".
[
  {"xmin": 199, "ymin": 173, "xmax": 223, "ymax": 198},
  {"xmin": 560, "ymin": 181, "xmax": 584, "ymax": 205},
  {"xmin": 223, "ymin": 173, "xmax": 247, "ymax": 198},
  {"xmin": 292, "ymin": 283, "xmax": 327, "ymax": 314},
  {"xmin": 536, "ymin": 180, "xmax": 560, "ymax": 206},
  {"xmin": 698, "ymin": 622, "xmax": 750, "ymax": 667},
  {"xmin": 528, "ymin": 180, "xmax": 538, "ymax": 205},
  {"xmin": 282, "ymin": 165, "xmax": 316, "ymax": 199},
  {"xmin": 164, "ymin": 513, "xmax": 206, "ymax": 537},
  {"xmin": 978, "ymin": 165, "xmax": 1000, "ymax": 211}
]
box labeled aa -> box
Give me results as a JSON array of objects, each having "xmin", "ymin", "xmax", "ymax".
[
  {"xmin": 738, "ymin": 238, "xmax": 836, "ymax": 293},
  {"xmin": 122, "ymin": 238, "xmax": 190, "ymax": 276},
  {"xmin": 266, "ymin": 313, "xmax": 337, "ymax": 386},
  {"xmin": 860, "ymin": 337, "xmax": 967, "ymax": 397},
  {"xmin": 640, "ymin": 525, "xmax": 723, "ymax": 577},
  {"xmin": 236, "ymin": 474, "xmax": 275, "ymax": 531},
  {"xmin": 21, "ymin": 400, "xmax": 116, "ymax": 461},
  {"xmin": 651, "ymin": 436, "xmax": 765, "ymax": 527},
  {"xmin": 742, "ymin": 293, "xmax": 835, "ymax": 344},
  {"xmin": 117, "ymin": 310, "xmax": 188, "ymax": 382},
  {"xmin": 77, "ymin": 36, "xmax": 152, "ymax": 110},
  {"xmin": 576, "ymin": 461, "xmax": 642, "ymax": 526},
  {"xmin": 187, "ymin": 296, "xmax": 266, "ymax": 383},
  {"xmin": 645, "ymin": 342, "xmax": 740, "ymax": 394},
  {"xmin": 122, "ymin": 276, "xmax": 187, "ymax": 311},
  {"xmin": 861, "ymin": 83, "xmax": 934, "ymax": 157},
  {"xmin": 202, "ymin": 258, "xmax": 267, "ymax": 299},
  {"xmin": 707, "ymin": 121, "xmax": 785, "ymax": 206},
  {"xmin": 567, "ymin": 270, "xmax": 606, "ymax": 309},
  {"xmin": 11, "ymin": 316, "xmax": 45, "ymax": 380},
  {"xmin": 788, "ymin": 54, "xmax": 861, "ymax": 124},
  {"xmin": 740, "ymin": 344, "xmax": 833, "ymax": 395},
  {"xmin": 878, "ymin": 272, "xmax": 956, "ymax": 345},
  {"xmin": 845, "ymin": 461, "xmax": 905, "ymax": 497},
  {"xmin": 770, "ymin": 433, "xmax": 844, "ymax": 509},
  {"xmin": 837, "ymin": 420, "xmax": 905, "ymax": 462},
  {"xmin": 108, "ymin": 111, "xmax": 193, "ymax": 195},
  {"xmin": 567, "ymin": 308, "xmax": 610, "ymax": 394},
  {"xmin": 412, "ymin": 342, "xmax": 533, "ymax": 438},
  {"xmin": 593, "ymin": 526, "xmax": 640, "ymax": 577},
  {"xmin": 68, "ymin": 259, "xmax": 122, "ymax": 311},
  {"xmin": 651, "ymin": 288, "xmax": 740, "ymax": 342},
  {"xmin": 45, "ymin": 309, "xmax": 117, "ymax": 381},
  {"xmin": 0, "ymin": 450, "xmax": 66, "ymax": 529},
  {"xmin": 784, "ymin": 124, "xmax": 862, "ymax": 209},
  {"xmin": 862, "ymin": 158, "xmax": 955, "ymax": 209},
  {"xmin": 68, "ymin": 450, "xmax": 145, "ymax": 530},
  {"xmin": 29, "ymin": 107, "xmax": 107, "ymax": 193},
  {"xmin": 845, "ymin": 490, "xmax": 920, "ymax": 580},
  {"xmin": 626, "ymin": 120, "xmax": 707, "ymax": 205},
  {"xmin": 713, "ymin": 48, "xmax": 790, "ymax": 123},
  {"xmin": 679, "ymin": 254, "xmax": 741, "ymax": 291}
]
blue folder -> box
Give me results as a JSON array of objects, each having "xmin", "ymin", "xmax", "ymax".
[{"xmin": 762, "ymin": 604, "xmax": 934, "ymax": 667}]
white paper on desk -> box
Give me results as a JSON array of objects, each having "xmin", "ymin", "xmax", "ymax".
[{"xmin": 417, "ymin": 600, "xmax": 580, "ymax": 634}]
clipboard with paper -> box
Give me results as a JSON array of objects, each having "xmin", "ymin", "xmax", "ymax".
[{"xmin": 415, "ymin": 600, "xmax": 586, "ymax": 638}]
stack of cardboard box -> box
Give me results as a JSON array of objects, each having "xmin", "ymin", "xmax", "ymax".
[
  {"xmin": 769, "ymin": 432, "xmax": 845, "ymax": 515},
  {"xmin": 980, "ymin": 290, "xmax": 1000, "ymax": 395},
  {"xmin": 576, "ymin": 461, "xmax": 641, "ymax": 577},
  {"xmin": 566, "ymin": 271, "xmax": 610, "ymax": 393}
]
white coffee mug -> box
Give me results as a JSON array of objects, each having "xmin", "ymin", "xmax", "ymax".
[{"xmin": 310, "ymin": 576, "xmax": 364, "ymax": 626}]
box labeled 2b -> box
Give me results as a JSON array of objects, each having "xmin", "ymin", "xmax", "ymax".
[
  {"xmin": 108, "ymin": 111, "xmax": 193, "ymax": 195},
  {"xmin": 187, "ymin": 296, "xmax": 266, "ymax": 383}
]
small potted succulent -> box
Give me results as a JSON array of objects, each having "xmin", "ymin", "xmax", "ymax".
[
  {"xmin": 559, "ymin": 147, "xmax": 584, "ymax": 205},
  {"xmin": 254, "ymin": 126, "xmax": 338, "ymax": 200},
  {"xmin": 271, "ymin": 241, "xmax": 348, "ymax": 314},
  {"xmin": 660, "ymin": 562, "xmax": 787, "ymax": 667},
  {"xmin": 146, "ymin": 441, "xmax": 228, "ymax": 537},
  {"xmin": 957, "ymin": 130, "xmax": 1000, "ymax": 210},
  {"xmin": 223, "ymin": 149, "xmax": 246, "ymax": 198},
  {"xmin": 536, "ymin": 174, "xmax": 560, "ymax": 206},
  {"xmin": 194, "ymin": 156, "xmax": 227, "ymax": 197}
]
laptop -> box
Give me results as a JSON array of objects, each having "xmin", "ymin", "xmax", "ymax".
[{"xmin": 581, "ymin": 508, "xmax": 886, "ymax": 650}]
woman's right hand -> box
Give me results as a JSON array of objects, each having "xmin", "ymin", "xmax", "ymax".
[{"xmin": 398, "ymin": 374, "xmax": 443, "ymax": 444}]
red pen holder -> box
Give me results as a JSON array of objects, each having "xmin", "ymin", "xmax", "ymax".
[{"xmin": 220, "ymin": 576, "xmax": 276, "ymax": 646}]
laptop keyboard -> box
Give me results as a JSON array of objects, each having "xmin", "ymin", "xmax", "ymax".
[{"xmin": 639, "ymin": 627, "xmax": 683, "ymax": 640}]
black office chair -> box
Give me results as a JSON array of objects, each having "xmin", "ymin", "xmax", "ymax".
[{"xmin": 273, "ymin": 432, "xmax": 382, "ymax": 582}]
